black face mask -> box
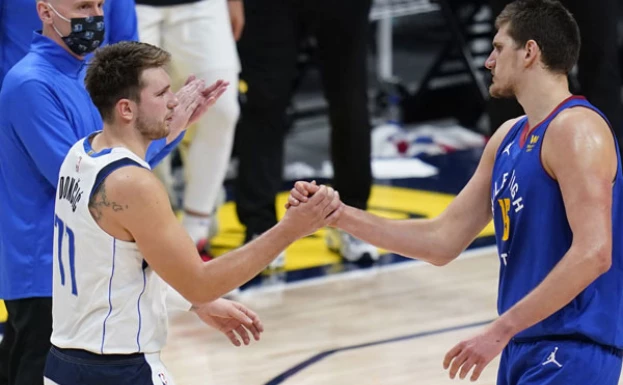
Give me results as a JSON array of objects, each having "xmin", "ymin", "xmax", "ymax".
[{"xmin": 48, "ymin": 4, "xmax": 105, "ymax": 56}]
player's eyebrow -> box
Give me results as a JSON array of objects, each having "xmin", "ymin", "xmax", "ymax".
[{"xmin": 155, "ymin": 84, "xmax": 170, "ymax": 95}]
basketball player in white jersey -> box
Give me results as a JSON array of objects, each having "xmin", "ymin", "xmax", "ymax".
[{"xmin": 43, "ymin": 41, "xmax": 342, "ymax": 384}]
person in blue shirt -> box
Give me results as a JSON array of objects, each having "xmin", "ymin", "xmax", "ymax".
[
  {"xmin": 0, "ymin": 0, "xmax": 138, "ymax": 88},
  {"xmin": 287, "ymin": 0, "xmax": 623, "ymax": 384},
  {"xmin": 0, "ymin": 3, "xmax": 138, "ymax": 378},
  {"xmin": 0, "ymin": 0, "xmax": 227, "ymax": 383}
]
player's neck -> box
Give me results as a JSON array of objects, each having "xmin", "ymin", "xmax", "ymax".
[
  {"xmin": 94, "ymin": 124, "xmax": 150, "ymax": 160},
  {"xmin": 515, "ymin": 73, "xmax": 572, "ymax": 128}
]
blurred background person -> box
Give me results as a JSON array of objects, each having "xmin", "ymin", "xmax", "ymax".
[
  {"xmin": 234, "ymin": 0, "xmax": 378, "ymax": 265},
  {"xmin": 135, "ymin": 0, "xmax": 243, "ymax": 259}
]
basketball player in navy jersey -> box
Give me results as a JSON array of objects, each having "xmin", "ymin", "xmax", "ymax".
[
  {"xmin": 286, "ymin": 0, "xmax": 623, "ymax": 383},
  {"xmin": 44, "ymin": 41, "xmax": 342, "ymax": 384}
]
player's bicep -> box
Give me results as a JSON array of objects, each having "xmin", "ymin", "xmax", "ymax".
[
  {"xmin": 435, "ymin": 119, "xmax": 517, "ymax": 252},
  {"xmin": 102, "ymin": 167, "xmax": 205, "ymax": 303}
]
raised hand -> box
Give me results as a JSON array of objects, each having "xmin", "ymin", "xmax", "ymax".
[
  {"xmin": 187, "ymin": 79, "xmax": 230, "ymax": 126},
  {"xmin": 192, "ymin": 298, "xmax": 264, "ymax": 347},
  {"xmin": 167, "ymin": 77, "xmax": 206, "ymax": 139}
]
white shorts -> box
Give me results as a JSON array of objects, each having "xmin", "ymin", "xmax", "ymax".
[{"xmin": 136, "ymin": 0, "xmax": 241, "ymax": 81}]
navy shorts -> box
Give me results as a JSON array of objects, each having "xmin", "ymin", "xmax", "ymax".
[
  {"xmin": 43, "ymin": 346, "xmax": 175, "ymax": 385},
  {"xmin": 497, "ymin": 338, "xmax": 623, "ymax": 385}
]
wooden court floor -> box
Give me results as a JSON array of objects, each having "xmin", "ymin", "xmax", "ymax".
[
  {"xmin": 161, "ymin": 247, "xmax": 623, "ymax": 384},
  {"xmin": 155, "ymin": 247, "xmax": 555, "ymax": 384}
]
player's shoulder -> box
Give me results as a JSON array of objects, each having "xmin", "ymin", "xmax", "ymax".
[
  {"xmin": 97, "ymin": 162, "xmax": 166, "ymax": 208},
  {"xmin": 543, "ymin": 105, "xmax": 617, "ymax": 178},
  {"xmin": 494, "ymin": 116, "xmax": 525, "ymax": 141},
  {"xmin": 486, "ymin": 116, "xmax": 525, "ymax": 158},
  {"xmin": 102, "ymin": 162, "xmax": 155, "ymax": 191},
  {"xmin": 548, "ymin": 107, "xmax": 608, "ymax": 131},
  {"xmin": 549, "ymin": 106, "xmax": 610, "ymax": 140}
]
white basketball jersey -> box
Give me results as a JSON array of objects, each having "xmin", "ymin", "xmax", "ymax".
[{"xmin": 51, "ymin": 136, "xmax": 169, "ymax": 355}]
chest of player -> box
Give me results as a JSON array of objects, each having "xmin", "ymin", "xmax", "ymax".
[{"xmin": 490, "ymin": 127, "xmax": 549, "ymax": 237}]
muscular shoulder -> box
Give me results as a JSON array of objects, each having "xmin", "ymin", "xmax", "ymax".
[
  {"xmin": 544, "ymin": 107, "xmax": 616, "ymax": 179},
  {"xmin": 98, "ymin": 165, "xmax": 160, "ymax": 201},
  {"xmin": 548, "ymin": 107, "xmax": 612, "ymax": 143},
  {"xmin": 89, "ymin": 165, "xmax": 167, "ymax": 224}
]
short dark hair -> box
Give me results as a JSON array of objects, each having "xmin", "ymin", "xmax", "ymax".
[
  {"xmin": 496, "ymin": 0, "xmax": 580, "ymax": 74},
  {"xmin": 85, "ymin": 41, "xmax": 171, "ymax": 123}
]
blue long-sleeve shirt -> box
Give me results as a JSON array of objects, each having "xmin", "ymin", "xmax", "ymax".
[
  {"xmin": 0, "ymin": 33, "xmax": 184, "ymax": 300},
  {"xmin": 0, "ymin": 0, "xmax": 139, "ymax": 87}
]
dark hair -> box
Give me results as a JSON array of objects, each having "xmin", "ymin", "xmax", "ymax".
[
  {"xmin": 496, "ymin": 0, "xmax": 580, "ymax": 74},
  {"xmin": 85, "ymin": 41, "xmax": 171, "ymax": 123}
]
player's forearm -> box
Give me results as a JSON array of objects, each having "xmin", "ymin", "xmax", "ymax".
[
  {"xmin": 195, "ymin": 223, "xmax": 298, "ymax": 302},
  {"xmin": 334, "ymin": 206, "xmax": 455, "ymax": 266},
  {"xmin": 494, "ymin": 244, "xmax": 611, "ymax": 338}
]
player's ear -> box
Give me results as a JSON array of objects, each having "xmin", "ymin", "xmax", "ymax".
[
  {"xmin": 523, "ymin": 40, "xmax": 540, "ymax": 68},
  {"xmin": 116, "ymin": 99, "xmax": 136, "ymax": 123}
]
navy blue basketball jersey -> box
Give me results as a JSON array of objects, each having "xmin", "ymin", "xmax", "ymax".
[{"xmin": 491, "ymin": 95, "xmax": 623, "ymax": 348}]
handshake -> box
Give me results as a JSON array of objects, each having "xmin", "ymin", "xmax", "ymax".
[{"xmin": 280, "ymin": 180, "xmax": 345, "ymax": 238}]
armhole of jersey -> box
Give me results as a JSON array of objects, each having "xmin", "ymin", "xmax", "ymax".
[
  {"xmin": 583, "ymin": 106, "xmax": 622, "ymax": 182},
  {"xmin": 539, "ymin": 104, "xmax": 620, "ymax": 183},
  {"xmin": 495, "ymin": 117, "xmax": 526, "ymax": 160},
  {"xmin": 91, "ymin": 157, "xmax": 149, "ymax": 268},
  {"xmin": 90, "ymin": 158, "xmax": 147, "ymax": 199}
]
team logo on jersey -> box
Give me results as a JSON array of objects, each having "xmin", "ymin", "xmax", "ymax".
[
  {"xmin": 541, "ymin": 347, "xmax": 563, "ymax": 368},
  {"xmin": 502, "ymin": 141, "xmax": 514, "ymax": 156},
  {"xmin": 76, "ymin": 156, "xmax": 82, "ymax": 172},
  {"xmin": 158, "ymin": 372, "xmax": 168, "ymax": 384},
  {"xmin": 526, "ymin": 135, "xmax": 539, "ymax": 152}
]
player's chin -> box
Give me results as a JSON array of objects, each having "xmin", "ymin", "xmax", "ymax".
[
  {"xmin": 146, "ymin": 126, "xmax": 169, "ymax": 141},
  {"xmin": 489, "ymin": 85, "xmax": 510, "ymax": 99},
  {"xmin": 159, "ymin": 123, "xmax": 171, "ymax": 138},
  {"xmin": 489, "ymin": 84, "xmax": 499, "ymax": 97}
]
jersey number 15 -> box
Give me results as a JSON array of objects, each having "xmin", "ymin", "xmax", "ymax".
[{"xmin": 497, "ymin": 198, "xmax": 511, "ymax": 242}]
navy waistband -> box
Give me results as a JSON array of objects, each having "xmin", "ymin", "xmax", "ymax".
[{"xmin": 50, "ymin": 345, "xmax": 146, "ymax": 365}]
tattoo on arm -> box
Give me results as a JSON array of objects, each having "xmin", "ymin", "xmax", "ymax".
[{"xmin": 89, "ymin": 180, "xmax": 129, "ymax": 222}]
